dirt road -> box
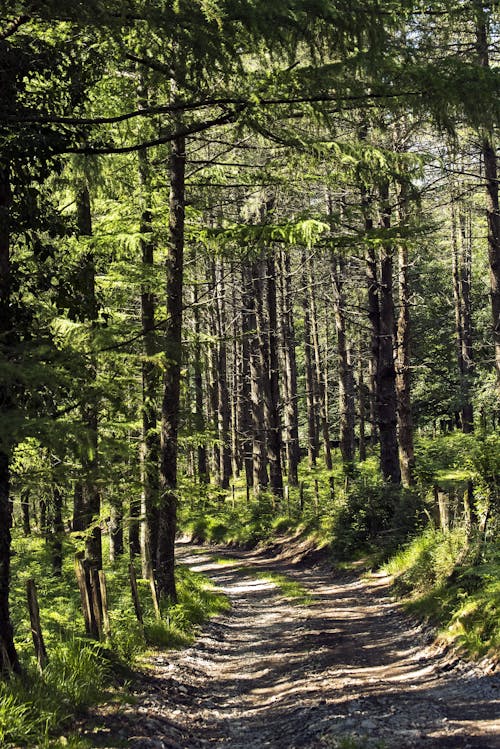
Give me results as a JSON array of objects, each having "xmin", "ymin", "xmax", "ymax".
[{"xmin": 85, "ymin": 544, "xmax": 500, "ymax": 748}]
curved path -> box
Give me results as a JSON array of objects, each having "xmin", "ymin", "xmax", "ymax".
[{"xmin": 85, "ymin": 544, "xmax": 500, "ymax": 749}]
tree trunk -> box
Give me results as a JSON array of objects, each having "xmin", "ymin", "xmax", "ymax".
[
  {"xmin": 76, "ymin": 180, "xmax": 102, "ymax": 570},
  {"xmin": 193, "ymin": 278, "xmax": 209, "ymax": 483},
  {"xmin": 138, "ymin": 142, "xmax": 160, "ymax": 578},
  {"xmin": 239, "ymin": 266, "xmax": 254, "ymax": 488},
  {"xmin": 357, "ymin": 335, "xmax": 367, "ymax": 462},
  {"xmin": 0, "ymin": 154, "xmax": 19, "ymax": 674},
  {"xmin": 459, "ymin": 207, "xmax": 475, "ymax": 430},
  {"xmin": 451, "ymin": 190, "xmax": 474, "ymax": 433},
  {"xmin": 395, "ymin": 187, "xmax": 415, "ymax": 486},
  {"xmin": 157, "ymin": 134, "xmax": 185, "ymax": 603},
  {"xmin": 266, "ymin": 254, "xmax": 284, "ymax": 497},
  {"xmin": 302, "ymin": 251, "xmax": 319, "ymax": 467},
  {"xmin": 308, "ymin": 255, "xmax": 332, "ymax": 469},
  {"xmin": 214, "ymin": 261, "xmax": 232, "ymax": 488},
  {"xmin": 279, "ymin": 249, "xmax": 300, "ymax": 485},
  {"xmin": 230, "ymin": 263, "xmax": 241, "ymax": 477},
  {"xmin": 50, "ymin": 483, "xmax": 64, "ymax": 576},
  {"xmin": 331, "ymin": 256, "xmax": 355, "ymax": 465},
  {"xmin": 244, "ymin": 264, "xmax": 268, "ymax": 491},
  {"xmin": 109, "ymin": 498, "xmax": 124, "ymax": 563},
  {"xmin": 476, "ymin": 6, "xmax": 500, "ymax": 386},
  {"xmin": 378, "ymin": 183, "xmax": 401, "ymax": 485},
  {"xmin": 21, "ymin": 489, "xmax": 31, "ymax": 536},
  {"xmin": 362, "ymin": 188, "xmax": 379, "ymax": 444}
]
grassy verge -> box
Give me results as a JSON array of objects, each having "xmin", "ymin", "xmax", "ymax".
[
  {"xmin": 1, "ymin": 532, "xmax": 228, "ymax": 749},
  {"xmin": 255, "ymin": 571, "xmax": 313, "ymax": 606},
  {"xmin": 384, "ymin": 526, "xmax": 499, "ymax": 659}
]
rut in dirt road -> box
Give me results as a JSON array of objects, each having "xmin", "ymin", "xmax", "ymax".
[{"xmin": 86, "ymin": 546, "xmax": 500, "ymax": 749}]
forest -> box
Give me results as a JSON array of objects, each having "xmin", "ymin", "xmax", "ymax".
[{"xmin": 0, "ymin": 1, "xmax": 499, "ymax": 747}]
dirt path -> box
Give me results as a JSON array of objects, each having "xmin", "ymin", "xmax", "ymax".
[{"xmin": 85, "ymin": 544, "xmax": 500, "ymax": 749}]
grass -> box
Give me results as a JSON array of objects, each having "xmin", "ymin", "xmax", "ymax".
[
  {"xmin": 384, "ymin": 525, "xmax": 500, "ymax": 658},
  {"xmin": 255, "ymin": 571, "xmax": 313, "ymax": 606},
  {"xmin": 1, "ymin": 530, "xmax": 229, "ymax": 748}
]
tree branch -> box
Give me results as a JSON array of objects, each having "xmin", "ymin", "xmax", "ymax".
[
  {"xmin": 62, "ymin": 110, "xmax": 240, "ymax": 155},
  {"xmin": 0, "ymin": 14, "xmax": 30, "ymax": 40}
]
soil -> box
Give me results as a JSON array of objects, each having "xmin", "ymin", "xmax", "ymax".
[{"xmin": 81, "ymin": 541, "xmax": 500, "ymax": 749}]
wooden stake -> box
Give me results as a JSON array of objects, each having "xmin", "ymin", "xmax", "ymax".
[
  {"xmin": 26, "ymin": 579, "xmax": 48, "ymax": 671},
  {"xmin": 90, "ymin": 570, "xmax": 104, "ymax": 641},
  {"xmin": 284, "ymin": 484, "xmax": 290, "ymax": 518},
  {"xmin": 129, "ymin": 563, "xmax": 143, "ymax": 624},
  {"xmin": 329, "ymin": 476, "xmax": 335, "ymax": 501},
  {"xmin": 75, "ymin": 557, "xmax": 92, "ymax": 635},
  {"xmin": 149, "ymin": 577, "xmax": 161, "ymax": 621},
  {"xmin": 98, "ymin": 570, "xmax": 111, "ymax": 640}
]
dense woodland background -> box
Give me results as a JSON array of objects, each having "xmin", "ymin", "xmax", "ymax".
[{"xmin": 0, "ymin": 1, "xmax": 499, "ymax": 744}]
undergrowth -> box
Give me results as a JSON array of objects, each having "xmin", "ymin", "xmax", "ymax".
[
  {"xmin": 385, "ymin": 527, "xmax": 499, "ymax": 658},
  {"xmin": 1, "ymin": 532, "xmax": 228, "ymax": 748}
]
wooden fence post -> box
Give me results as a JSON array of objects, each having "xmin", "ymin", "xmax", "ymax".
[
  {"xmin": 26, "ymin": 579, "xmax": 48, "ymax": 671},
  {"xmin": 90, "ymin": 570, "xmax": 104, "ymax": 641},
  {"xmin": 98, "ymin": 570, "xmax": 111, "ymax": 640},
  {"xmin": 329, "ymin": 476, "xmax": 335, "ymax": 502},
  {"xmin": 149, "ymin": 577, "xmax": 161, "ymax": 621},
  {"xmin": 75, "ymin": 557, "xmax": 93, "ymax": 635},
  {"xmin": 129, "ymin": 563, "xmax": 144, "ymax": 625},
  {"xmin": 284, "ymin": 485, "xmax": 290, "ymax": 518}
]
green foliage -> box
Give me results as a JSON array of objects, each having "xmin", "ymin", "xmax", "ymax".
[
  {"xmin": 386, "ymin": 526, "xmax": 500, "ymax": 658},
  {"xmin": 331, "ymin": 461, "xmax": 425, "ymax": 559},
  {"xmin": 2, "ymin": 528, "xmax": 228, "ymax": 748}
]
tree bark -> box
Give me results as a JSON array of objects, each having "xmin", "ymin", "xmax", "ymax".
[
  {"xmin": 362, "ymin": 188, "xmax": 379, "ymax": 444},
  {"xmin": 192, "ymin": 278, "xmax": 208, "ymax": 483},
  {"xmin": 76, "ymin": 179, "xmax": 102, "ymax": 570},
  {"xmin": 451, "ymin": 190, "xmax": 474, "ymax": 433},
  {"xmin": 266, "ymin": 253, "xmax": 284, "ymax": 497},
  {"xmin": 214, "ymin": 260, "xmax": 232, "ymax": 488},
  {"xmin": 138, "ymin": 141, "xmax": 160, "ymax": 578},
  {"xmin": 244, "ymin": 264, "xmax": 268, "ymax": 491},
  {"xmin": 230, "ymin": 263, "xmax": 241, "ymax": 477},
  {"xmin": 21, "ymin": 489, "xmax": 31, "ymax": 536},
  {"xmin": 476, "ymin": 5, "xmax": 500, "ymax": 386},
  {"xmin": 279, "ymin": 249, "xmax": 300, "ymax": 485},
  {"xmin": 239, "ymin": 266, "xmax": 254, "ymax": 488},
  {"xmin": 0, "ymin": 154, "xmax": 19, "ymax": 674},
  {"xmin": 109, "ymin": 499, "xmax": 124, "ymax": 563},
  {"xmin": 395, "ymin": 187, "xmax": 415, "ymax": 486},
  {"xmin": 308, "ymin": 255, "xmax": 332, "ymax": 469},
  {"xmin": 50, "ymin": 483, "xmax": 64, "ymax": 576},
  {"xmin": 157, "ymin": 134, "xmax": 185, "ymax": 603},
  {"xmin": 302, "ymin": 251, "xmax": 319, "ymax": 467},
  {"xmin": 331, "ymin": 256, "xmax": 355, "ymax": 465},
  {"xmin": 378, "ymin": 183, "xmax": 401, "ymax": 485}
]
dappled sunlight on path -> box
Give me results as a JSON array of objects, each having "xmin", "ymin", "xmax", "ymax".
[{"xmin": 84, "ymin": 543, "xmax": 500, "ymax": 749}]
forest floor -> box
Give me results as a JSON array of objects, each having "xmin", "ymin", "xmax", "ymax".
[{"xmin": 80, "ymin": 540, "xmax": 500, "ymax": 749}]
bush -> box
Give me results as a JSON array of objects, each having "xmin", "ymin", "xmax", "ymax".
[{"xmin": 332, "ymin": 474, "xmax": 425, "ymax": 559}]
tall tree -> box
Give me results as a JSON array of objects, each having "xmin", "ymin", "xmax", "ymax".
[{"xmin": 157, "ymin": 129, "xmax": 185, "ymax": 602}]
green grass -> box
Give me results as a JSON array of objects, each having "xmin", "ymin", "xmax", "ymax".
[
  {"xmin": 385, "ymin": 526, "xmax": 500, "ymax": 658},
  {"xmin": 255, "ymin": 571, "xmax": 313, "ymax": 606},
  {"xmin": 1, "ymin": 531, "xmax": 229, "ymax": 748}
]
